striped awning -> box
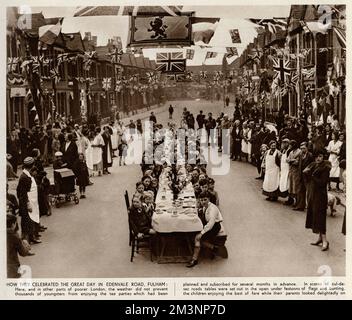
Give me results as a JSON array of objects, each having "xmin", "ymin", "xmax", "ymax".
[
  {"xmin": 74, "ymin": 6, "xmax": 183, "ymax": 17},
  {"xmin": 333, "ymin": 27, "xmax": 346, "ymax": 48}
]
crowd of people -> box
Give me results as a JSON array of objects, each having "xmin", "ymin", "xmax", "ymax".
[
  {"xmin": 6, "ymin": 99, "xmax": 346, "ymax": 276},
  {"xmin": 213, "ymin": 103, "xmax": 346, "ymax": 252},
  {"xmin": 5, "ymin": 112, "xmax": 142, "ymax": 277}
]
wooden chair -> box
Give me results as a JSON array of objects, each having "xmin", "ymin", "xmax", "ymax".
[
  {"xmin": 124, "ymin": 191, "xmax": 132, "ymax": 246},
  {"xmin": 129, "ymin": 223, "xmax": 154, "ymax": 263}
]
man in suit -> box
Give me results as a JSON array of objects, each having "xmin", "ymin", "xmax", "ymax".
[
  {"xmin": 205, "ymin": 113, "xmax": 216, "ymax": 146},
  {"xmin": 196, "ymin": 110, "xmax": 205, "ymax": 129},
  {"xmin": 61, "ymin": 133, "xmax": 78, "ymax": 169},
  {"xmin": 16, "ymin": 157, "xmax": 40, "ymax": 244}
]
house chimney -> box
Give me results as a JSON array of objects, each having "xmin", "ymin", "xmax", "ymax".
[
  {"xmin": 84, "ymin": 32, "xmax": 91, "ymax": 40},
  {"xmin": 92, "ymin": 36, "xmax": 97, "ymax": 47}
]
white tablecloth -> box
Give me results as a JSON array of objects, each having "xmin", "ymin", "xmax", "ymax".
[{"xmin": 152, "ymin": 167, "xmax": 203, "ymax": 233}]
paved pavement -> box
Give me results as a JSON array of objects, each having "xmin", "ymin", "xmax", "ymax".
[{"xmin": 11, "ymin": 99, "xmax": 345, "ymax": 278}]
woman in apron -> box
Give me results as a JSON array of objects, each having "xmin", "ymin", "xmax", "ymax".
[
  {"xmin": 28, "ymin": 167, "xmax": 41, "ymax": 244},
  {"xmin": 326, "ymin": 131, "xmax": 342, "ymax": 191},
  {"xmin": 91, "ymin": 128, "xmax": 104, "ymax": 176},
  {"xmin": 279, "ymin": 138, "xmax": 290, "ymax": 199},
  {"xmin": 263, "ymin": 140, "xmax": 281, "ymax": 201},
  {"xmin": 241, "ymin": 122, "xmax": 249, "ymax": 161}
]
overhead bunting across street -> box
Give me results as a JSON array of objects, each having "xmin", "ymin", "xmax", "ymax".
[{"xmin": 74, "ymin": 5, "xmax": 184, "ymax": 17}]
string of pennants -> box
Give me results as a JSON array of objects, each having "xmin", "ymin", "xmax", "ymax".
[{"xmin": 8, "ymin": 49, "xmax": 163, "ymax": 100}]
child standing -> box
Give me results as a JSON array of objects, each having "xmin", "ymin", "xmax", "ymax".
[
  {"xmin": 118, "ymin": 138, "xmax": 128, "ymax": 166},
  {"xmin": 73, "ymin": 153, "xmax": 90, "ymax": 199}
]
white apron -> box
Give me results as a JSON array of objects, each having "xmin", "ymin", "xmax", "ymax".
[
  {"xmin": 106, "ymin": 142, "xmax": 112, "ymax": 164},
  {"xmin": 28, "ymin": 176, "xmax": 40, "ymax": 223},
  {"xmin": 279, "ymin": 151, "xmax": 289, "ymax": 193},
  {"xmin": 85, "ymin": 141, "xmax": 94, "ymax": 170},
  {"xmin": 241, "ymin": 128, "xmax": 249, "ymax": 154},
  {"xmin": 76, "ymin": 136, "xmax": 83, "ymax": 154},
  {"xmin": 247, "ymin": 129, "xmax": 252, "ymax": 156},
  {"xmin": 327, "ymin": 140, "xmax": 342, "ymax": 178},
  {"xmin": 263, "ymin": 149, "xmax": 280, "ymax": 193},
  {"xmin": 111, "ymin": 128, "xmax": 118, "ymax": 150},
  {"xmin": 92, "ymin": 147, "xmax": 102, "ymax": 166}
]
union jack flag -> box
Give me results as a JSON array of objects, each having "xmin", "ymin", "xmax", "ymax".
[
  {"xmin": 102, "ymin": 78, "xmax": 112, "ymax": 91},
  {"xmin": 156, "ymin": 52, "xmax": 185, "ymax": 73},
  {"xmin": 50, "ymin": 67, "xmax": 60, "ymax": 84},
  {"xmin": 199, "ymin": 71, "xmax": 207, "ymax": 79},
  {"xmin": 287, "ymin": 71, "xmax": 299, "ymax": 91},
  {"xmin": 7, "ymin": 57, "xmax": 20, "ymax": 73},
  {"xmin": 272, "ymin": 57, "xmax": 293, "ymax": 84},
  {"xmin": 214, "ymin": 71, "xmax": 223, "ymax": 80},
  {"xmin": 83, "ymin": 51, "xmax": 96, "ymax": 71},
  {"xmin": 31, "ymin": 56, "xmax": 40, "ymax": 75},
  {"xmin": 107, "ymin": 47, "xmax": 124, "ymax": 63}
]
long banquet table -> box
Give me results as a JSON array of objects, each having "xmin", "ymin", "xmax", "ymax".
[{"xmin": 151, "ymin": 166, "xmax": 203, "ymax": 263}]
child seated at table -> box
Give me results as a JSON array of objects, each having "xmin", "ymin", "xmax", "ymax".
[
  {"xmin": 208, "ymin": 178, "xmax": 219, "ymax": 207},
  {"xmin": 129, "ymin": 196, "xmax": 156, "ymax": 239},
  {"xmin": 142, "ymin": 191, "xmax": 155, "ymax": 218},
  {"xmin": 134, "ymin": 181, "xmax": 145, "ymax": 200},
  {"xmin": 151, "ymin": 178, "xmax": 159, "ymax": 196}
]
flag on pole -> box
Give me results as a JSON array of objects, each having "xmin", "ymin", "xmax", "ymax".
[
  {"xmin": 38, "ymin": 20, "xmax": 62, "ymax": 45},
  {"xmin": 229, "ymin": 29, "xmax": 241, "ymax": 43}
]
